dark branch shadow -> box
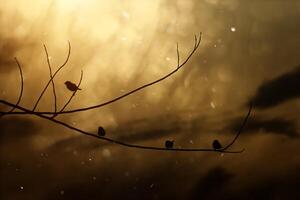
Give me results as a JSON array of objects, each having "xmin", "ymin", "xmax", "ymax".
[
  {"xmin": 0, "ymin": 117, "xmax": 38, "ymax": 142},
  {"xmin": 191, "ymin": 167, "xmax": 234, "ymax": 200}
]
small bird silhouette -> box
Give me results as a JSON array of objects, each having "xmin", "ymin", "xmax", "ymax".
[
  {"xmin": 64, "ymin": 81, "xmax": 81, "ymax": 91},
  {"xmin": 165, "ymin": 140, "xmax": 174, "ymax": 149},
  {"xmin": 212, "ymin": 139, "xmax": 222, "ymax": 150},
  {"xmin": 98, "ymin": 126, "xmax": 106, "ymax": 136}
]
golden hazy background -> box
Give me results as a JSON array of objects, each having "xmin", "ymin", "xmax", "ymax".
[{"xmin": 0, "ymin": 0, "xmax": 300, "ymax": 199}]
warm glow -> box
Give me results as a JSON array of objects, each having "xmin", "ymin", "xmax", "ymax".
[
  {"xmin": 1, "ymin": 0, "xmax": 299, "ymax": 199},
  {"xmin": 56, "ymin": 0, "xmax": 89, "ymax": 9}
]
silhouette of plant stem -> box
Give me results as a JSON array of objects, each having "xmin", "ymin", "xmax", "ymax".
[
  {"xmin": 0, "ymin": 100, "xmax": 249, "ymax": 153},
  {"xmin": 222, "ymin": 102, "xmax": 253, "ymax": 151},
  {"xmin": 176, "ymin": 42, "xmax": 180, "ymax": 68},
  {"xmin": 7, "ymin": 33, "xmax": 202, "ymax": 116},
  {"xmin": 43, "ymin": 44, "xmax": 57, "ymax": 113},
  {"xmin": 0, "ymin": 58, "xmax": 24, "ymax": 118},
  {"xmin": 32, "ymin": 41, "xmax": 71, "ymax": 111},
  {"xmin": 0, "ymin": 33, "xmax": 252, "ymax": 153},
  {"xmin": 52, "ymin": 70, "xmax": 83, "ymax": 118}
]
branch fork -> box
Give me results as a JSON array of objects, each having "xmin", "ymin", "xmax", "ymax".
[{"xmin": 0, "ymin": 34, "xmax": 252, "ymax": 153}]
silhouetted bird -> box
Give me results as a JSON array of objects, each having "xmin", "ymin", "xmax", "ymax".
[
  {"xmin": 98, "ymin": 126, "xmax": 105, "ymax": 136},
  {"xmin": 64, "ymin": 81, "xmax": 81, "ymax": 91},
  {"xmin": 212, "ymin": 139, "xmax": 222, "ymax": 150},
  {"xmin": 165, "ymin": 140, "xmax": 174, "ymax": 149}
]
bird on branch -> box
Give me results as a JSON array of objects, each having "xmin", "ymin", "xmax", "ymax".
[
  {"xmin": 212, "ymin": 139, "xmax": 222, "ymax": 150},
  {"xmin": 165, "ymin": 140, "xmax": 174, "ymax": 149},
  {"xmin": 64, "ymin": 81, "xmax": 81, "ymax": 92}
]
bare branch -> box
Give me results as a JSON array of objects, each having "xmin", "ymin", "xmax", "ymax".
[
  {"xmin": 0, "ymin": 33, "xmax": 251, "ymax": 153},
  {"xmin": 52, "ymin": 70, "xmax": 83, "ymax": 118},
  {"xmin": 0, "ymin": 100, "xmax": 246, "ymax": 153},
  {"xmin": 43, "ymin": 44, "xmax": 57, "ymax": 113},
  {"xmin": 194, "ymin": 34, "xmax": 198, "ymax": 49},
  {"xmin": 14, "ymin": 34, "xmax": 202, "ymax": 115},
  {"xmin": 0, "ymin": 57, "xmax": 24, "ymax": 118},
  {"xmin": 176, "ymin": 42, "xmax": 180, "ymax": 68},
  {"xmin": 32, "ymin": 41, "xmax": 71, "ymax": 111},
  {"xmin": 221, "ymin": 102, "xmax": 253, "ymax": 151}
]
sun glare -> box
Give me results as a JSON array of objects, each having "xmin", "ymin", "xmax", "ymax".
[{"xmin": 56, "ymin": 0, "xmax": 89, "ymax": 10}]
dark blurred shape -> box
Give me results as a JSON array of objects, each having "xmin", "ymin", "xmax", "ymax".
[
  {"xmin": 228, "ymin": 167, "xmax": 300, "ymax": 200},
  {"xmin": 0, "ymin": 117, "xmax": 38, "ymax": 142},
  {"xmin": 229, "ymin": 117, "xmax": 299, "ymax": 138},
  {"xmin": 165, "ymin": 140, "xmax": 174, "ymax": 149},
  {"xmin": 191, "ymin": 167, "xmax": 234, "ymax": 200},
  {"xmin": 250, "ymin": 66, "xmax": 300, "ymax": 109},
  {"xmin": 212, "ymin": 139, "xmax": 222, "ymax": 150},
  {"xmin": 239, "ymin": 170, "xmax": 300, "ymax": 200},
  {"xmin": 97, "ymin": 126, "xmax": 105, "ymax": 136}
]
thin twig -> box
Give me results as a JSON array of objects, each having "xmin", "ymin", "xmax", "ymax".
[
  {"xmin": 43, "ymin": 44, "xmax": 57, "ymax": 113},
  {"xmin": 32, "ymin": 41, "xmax": 71, "ymax": 111},
  {"xmin": 13, "ymin": 33, "xmax": 202, "ymax": 115},
  {"xmin": 176, "ymin": 42, "xmax": 180, "ymax": 68},
  {"xmin": 52, "ymin": 70, "xmax": 83, "ymax": 118},
  {"xmin": 194, "ymin": 34, "xmax": 198, "ymax": 49},
  {"xmin": 0, "ymin": 100, "xmax": 246, "ymax": 153},
  {"xmin": 0, "ymin": 33, "xmax": 250, "ymax": 153},
  {"xmin": 0, "ymin": 58, "xmax": 24, "ymax": 118},
  {"xmin": 221, "ymin": 102, "xmax": 253, "ymax": 151}
]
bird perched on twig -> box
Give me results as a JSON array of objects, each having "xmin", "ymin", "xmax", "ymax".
[
  {"xmin": 212, "ymin": 139, "xmax": 222, "ymax": 150},
  {"xmin": 98, "ymin": 126, "xmax": 106, "ymax": 136},
  {"xmin": 165, "ymin": 140, "xmax": 174, "ymax": 149},
  {"xmin": 64, "ymin": 81, "xmax": 81, "ymax": 92}
]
